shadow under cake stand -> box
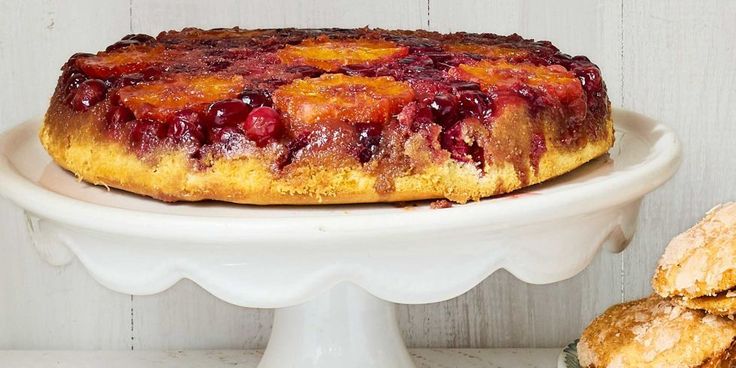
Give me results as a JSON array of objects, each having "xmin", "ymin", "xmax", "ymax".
[{"xmin": 0, "ymin": 109, "xmax": 681, "ymax": 368}]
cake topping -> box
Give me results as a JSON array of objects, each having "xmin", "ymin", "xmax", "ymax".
[
  {"xmin": 116, "ymin": 75, "xmax": 245, "ymax": 121},
  {"xmin": 277, "ymin": 37, "xmax": 409, "ymax": 71},
  {"xmin": 56, "ymin": 27, "xmax": 608, "ymax": 169},
  {"xmin": 272, "ymin": 73, "xmax": 414, "ymax": 128}
]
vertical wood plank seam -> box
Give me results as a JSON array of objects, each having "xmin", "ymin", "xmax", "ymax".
[
  {"xmin": 130, "ymin": 295, "xmax": 135, "ymax": 350},
  {"xmin": 427, "ymin": 0, "xmax": 431, "ymax": 29},
  {"xmin": 129, "ymin": 0, "xmax": 133, "ymax": 33},
  {"xmin": 619, "ymin": 0, "xmax": 626, "ymax": 303}
]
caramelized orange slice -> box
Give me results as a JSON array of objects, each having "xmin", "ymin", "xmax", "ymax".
[
  {"xmin": 277, "ymin": 37, "xmax": 408, "ymax": 71},
  {"xmin": 450, "ymin": 60, "xmax": 583, "ymax": 102},
  {"xmin": 117, "ymin": 74, "xmax": 245, "ymax": 120},
  {"xmin": 77, "ymin": 45, "xmax": 171, "ymax": 79},
  {"xmin": 445, "ymin": 43, "xmax": 530, "ymax": 59},
  {"xmin": 273, "ymin": 74, "xmax": 414, "ymax": 128}
]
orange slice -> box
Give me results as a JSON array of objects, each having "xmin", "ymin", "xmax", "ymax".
[
  {"xmin": 117, "ymin": 74, "xmax": 245, "ymax": 121},
  {"xmin": 76, "ymin": 45, "xmax": 171, "ymax": 79},
  {"xmin": 273, "ymin": 74, "xmax": 414, "ymax": 128},
  {"xmin": 450, "ymin": 60, "xmax": 583, "ymax": 103},
  {"xmin": 277, "ymin": 37, "xmax": 408, "ymax": 71}
]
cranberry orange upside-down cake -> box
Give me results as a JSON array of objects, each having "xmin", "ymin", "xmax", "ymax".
[{"xmin": 41, "ymin": 28, "xmax": 613, "ymax": 205}]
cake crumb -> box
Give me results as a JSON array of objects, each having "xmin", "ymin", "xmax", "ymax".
[{"xmin": 430, "ymin": 199, "xmax": 453, "ymax": 209}]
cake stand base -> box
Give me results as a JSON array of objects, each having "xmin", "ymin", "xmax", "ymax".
[{"xmin": 260, "ymin": 283, "xmax": 413, "ymax": 368}]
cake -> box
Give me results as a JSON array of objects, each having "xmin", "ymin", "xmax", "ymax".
[
  {"xmin": 578, "ymin": 295, "xmax": 736, "ymax": 368},
  {"xmin": 653, "ymin": 202, "xmax": 736, "ymax": 316},
  {"xmin": 40, "ymin": 27, "xmax": 613, "ymax": 205}
]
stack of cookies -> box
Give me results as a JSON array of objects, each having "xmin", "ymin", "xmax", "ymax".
[{"xmin": 578, "ymin": 202, "xmax": 736, "ymax": 368}]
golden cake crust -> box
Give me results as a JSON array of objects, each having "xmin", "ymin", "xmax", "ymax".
[
  {"xmin": 578, "ymin": 296, "xmax": 736, "ymax": 368},
  {"xmin": 653, "ymin": 203, "xmax": 736, "ymax": 299}
]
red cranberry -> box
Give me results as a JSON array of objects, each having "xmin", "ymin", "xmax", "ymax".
[
  {"xmin": 355, "ymin": 123, "xmax": 382, "ymax": 163},
  {"xmin": 440, "ymin": 123, "xmax": 484, "ymax": 170},
  {"xmin": 70, "ymin": 79, "xmax": 107, "ymax": 111},
  {"xmin": 105, "ymin": 106, "xmax": 134, "ymax": 130},
  {"xmin": 129, "ymin": 120, "xmax": 167, "ymax": 153},
  {"xmin": 207, "ymin": 126, "xmax": 247, "ymax": 153},
  {"xmin": 278, "ymin": 132, "xmax": 310, "ymax": 168},
  {"xmin": 244, "ymin": 107, "xmax": 284, "ymax": 147},
  {"xmin": 122, "ymin": 33, "xmax": 156, "ymax": 43},
  {"xmin": 450, "ymin": 81, "xmax": 481, "ymax": 92},
  {"xmin": 339, "ymin": 64, "xmax": 377, "ymax": 77},
  {"xmin": 457, "ymin": 90, "xmax": 491, "ymax": 119},
  {"xmin": 287, "ymin": 65, "xmax": 325, "ymax": 78},
  {"xmin": 167, "ymin": 109, "xmax": 204, "ymax": 145},
  {"xmin": 239, "ymin": 89, "xmax": 272, "ymax": 108},
  {"xmin": 205, "ymin": 99, "xmax": 252, "ymax": 128},
  {"xmin": 206, "ymin": 60, "xmax": 231, "ymax": 72},
  {"xmin": 440, "ymin": 123, "xmax": 468, "ymax": 161},
  {"xmin": 429, "ymin": 93, "xmax": 458, "ymax": 127},
  {"xmin": 64, "ymin": 72, "xmax": 87, "ymax": 95}
]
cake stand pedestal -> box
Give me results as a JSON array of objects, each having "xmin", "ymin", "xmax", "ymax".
[{"xmin": 0, "ymin": 109, "xmax": 680, "ymax": 368}]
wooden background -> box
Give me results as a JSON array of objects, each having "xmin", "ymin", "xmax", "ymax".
[{"xmin": 1, "ymin": 0, "xmax": 734, "ymax": 349}]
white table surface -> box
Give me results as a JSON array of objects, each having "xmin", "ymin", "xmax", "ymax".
[{"xmin": 0, "ymin": 349, "xmax": 560, "ymax": 368}]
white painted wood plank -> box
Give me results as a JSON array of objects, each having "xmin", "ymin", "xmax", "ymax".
[
  {"xmin": 0, "ymin": 0, "xmax": 132, "ymax": 349},
  {"xmin": 621, "ymin": 1, "xmax": 736, "ymax": 300},
  {"xmin": 132, "ymin": 280, "xmax": 272, "ymax": 350},
  {"xmin": 130, "ymin": 0, "xmax": 429, "ymax": 35},
  {"xmin": 0, "ymin": 349, "xmax": 561, "ymax": 368}
]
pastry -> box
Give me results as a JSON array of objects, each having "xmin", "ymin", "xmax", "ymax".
[
  {"xmin": 40, "ymin": 28, "xmax": 613, "ymax": 204},
  {"xmin": 578, "ymin": 295, "xmax": 736, "ymax": 368},
  {"xmin": 653, "ymin": 202, "xmax": 736, "ymax": 315}
]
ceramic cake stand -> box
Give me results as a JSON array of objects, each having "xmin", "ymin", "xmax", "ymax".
[{"xmin": 0, "ymin": 109, "xmax": 680, "ymax": 368}]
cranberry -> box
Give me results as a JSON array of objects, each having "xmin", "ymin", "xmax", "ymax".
[
  {"xmin": 339, "ymin": 64, "xmax": 377, "ymax": 77},
  {"xmin": 207, "ymin": 126, "xmax": 247, "ymax": 152},
  {"xmin": 287, "ymin": 65, "xmax": 325, "ymax": 78},
  {"xmin": 68, "ymin": 52, "xmax": 94, "ymax": 64},
  {"xmin": 457, "ymin": 90, "xmax": 491, "ymax": 119},
  {"xmin": 239, "ymin": 89, "xmax": 273, "ymax": 108},
  {"xmin": 440, "ymin": 123, "xmax": 467, "ymax": 160},
  {"xmin": 122, "ymin": 34, "xmax": 156, "ymax": 43},
  {"xmin": 278, "ymin": 132, "xmax": 310, "ymax": 168},
  {"xmin": 64, "ymin": 72, "xmax": 87, "ymax": 94},
  {"xmin": 207, "ymin": 60, "xmax": 231, "ymax": 72},
  {"xmin": 244, "ymin": 107, "xmax": 284, "ymax": 146},
  {"xmin": 106, "ymin": 34, "xmax": 155, "ymax": 52},
  {"xmin": 205, "ymin": 99, "xmax": 251, "ymax": 128},
  {"xmin": 440, "ymin": 123, "xmax": 484, "ymax": 170},
  {"xmin": 428, "ymin": 93, "xmax": 458, "ymax": 127},
  {"xmin": 70, "ymin": 79, "xmax": 106, "ymax": 111},
  {"xmin": 129, "ymin": 120, "xmax": 167, "ymax": 153},
  {"xmin": 450, "ymin": 81, "xmax": 481, "ymax": 92},
  {"xmin": 105, "ymin": 106, "xmax": 134, "ymax": 130},
  {"xmin": 106, "ymin": 40, "xmax": 140, "ymax": 52},
  {"xmin": 167, "ymin": 109, "xmax": 204, "ymax": 145},
  {"xmin": 355, "ymin": 123, "xmax": 382, "ymax": 163},
  {"xmin": 575, "ymin": 66, "xmax": 603, "ymax": 94}
]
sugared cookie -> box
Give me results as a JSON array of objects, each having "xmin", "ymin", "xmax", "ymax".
[
  {"xmin": 578, "ymin": 296, "xmax": 736, "ymax": 368},
  {"xmin": 652, "ymin": 202, "xmax": 736, "ymax": 314}
]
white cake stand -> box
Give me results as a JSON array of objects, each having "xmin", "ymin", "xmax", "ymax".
[{"xmin": 0, "ymin": 109, "xmax": 680, "ymax": 368}]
